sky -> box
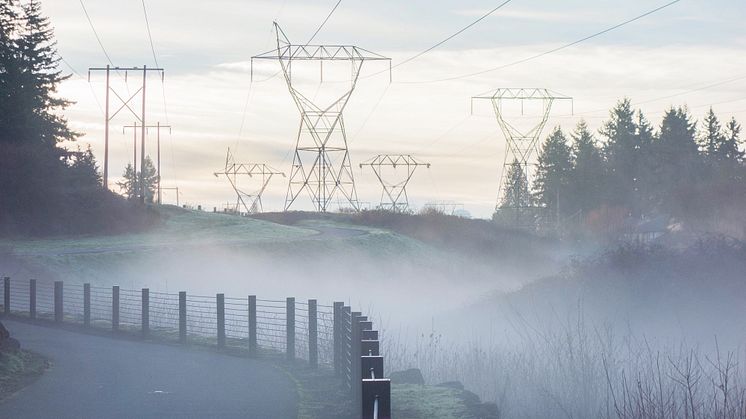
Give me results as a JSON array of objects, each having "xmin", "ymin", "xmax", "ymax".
[{"xmin": 43, "ymin": 0, "xmax": 746, "ymax": 218}]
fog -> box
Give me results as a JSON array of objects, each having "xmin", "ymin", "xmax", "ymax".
[{"xmin": 6, "ymin": 209, "xmax": 746, "ymax": 418}]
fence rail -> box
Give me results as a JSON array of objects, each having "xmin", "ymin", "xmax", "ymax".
[{"xmin": 0, "ymin": 276, "xmax": 390, "ymax": 418}]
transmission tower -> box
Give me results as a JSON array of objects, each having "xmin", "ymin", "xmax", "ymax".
[
  {"xmin": 472, "ymin": 88, "xmax": 572, "ymax": 226},
  {"xmin": 251, "ymin": 23, "xmax": 391, "ymax": 213},
  {"xmin": 213, "ymin": 148, "xmax": 285, "ymax": 214},
  {"xmin": 359, "ymin": 155, "xmax": 430, "ymax": 212}
]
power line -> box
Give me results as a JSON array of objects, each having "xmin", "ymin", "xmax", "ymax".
[
  {"xmin": 141, "ymin": 0, "xmax": 160, "ymax": 69},
  {"xmin": 59, "ymin": 56, "xmax": 105, "ymax": 116},
  {"xmin": 306, "ymin": 0, "xmax": 342, "ymax": 45},
  {"xmin": 566, "ymin": 73, "xmax": 746, "ymax": 117},
  {"xmin": 78, "ymin": 0, "xmax": 116, "ymax": 67},
  {"xmin": 349, "ymin": 83, "xmax": 390, "ymax": 144},
  {"xmin": 404, "ymin": 0, "xmax": 682, "ymax": 84},
  {"xmin": 394, "ymin": 0, "xmax": 513, "ymax": 70}
]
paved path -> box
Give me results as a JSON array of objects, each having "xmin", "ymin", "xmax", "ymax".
[{"xmin": 0, "ymin": 320, "xmax": 298, "ymax": 419}]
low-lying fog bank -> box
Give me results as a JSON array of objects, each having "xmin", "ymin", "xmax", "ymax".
[{"xmin": 384, "ymin": 238, "xmax": 746, "ymax": 418}]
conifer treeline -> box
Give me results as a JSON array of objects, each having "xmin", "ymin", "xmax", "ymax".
[
  {"xmin": 528, "ymin": 99, "xmax": 745, "ymax": 233},
  {"xmin": 0, "ymin": 0, "xmax": 155, "ymax": 236}
]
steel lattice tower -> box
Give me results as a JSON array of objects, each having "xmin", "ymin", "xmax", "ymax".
[
  {"xmin": 359, "ymin": 155, "xmax": 430, "ymax": 212},
  {"xmin": 251, "ymin": 23, "xmax": 391, "ymax": 212},
  {"xmin": 214, "ymin": 148, "xmax": 285, "ymax": 214},
  {"xmin": 472, "ymin": 88, "xmax": 572, "ymax": 224}
]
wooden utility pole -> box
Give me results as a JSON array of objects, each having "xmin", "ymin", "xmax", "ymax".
[
  {"xmin": 122, "ymin": 122, "xmax": 139, "ymax": 196},
  {"xmin": 123, "ymin": 123, "xmax": 171, "ymax": 203}
]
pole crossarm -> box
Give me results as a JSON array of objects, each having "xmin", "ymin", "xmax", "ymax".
[
  {"xmin": 213, "ymin": 148, "xmax": 286, "ymax": 214},
  {"xmin": 359, "ymin": 154, "xmax": 430, "ymax": 212},
  {"xmin": 472, "ymin": 87, "xmax": 572, "ymax": 223},
  {"xmin": 253, "ymin": 23, "xmax": 391, "ymax": 213}
]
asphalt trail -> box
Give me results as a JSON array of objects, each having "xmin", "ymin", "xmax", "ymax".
[{"xmin": 0, "ymin": 320, "xmax": 298, "ymax": 419}]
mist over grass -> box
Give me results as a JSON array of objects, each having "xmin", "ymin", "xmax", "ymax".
[
  {"xmin": 6, "ymin": 207, "xmax": 746, "ymax": 417},
  {"xmin": 1, "ymin": 208, "xmax": 562, "ymax": 323},
  {"xmin": 383, "ymin": 237, "xmax": 746, "ymax": 418}
]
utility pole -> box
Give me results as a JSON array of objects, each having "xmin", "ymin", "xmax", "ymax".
[
  {"xmin": 123, "ymin": 122, "xmax": 171, "ymax": 204},
  {"xmin": 88, "ymin": 65, "xmax": 164, "ymax": 192},
  {"xmin": 122, "ymin": 122, "xmax": 139, "ymax": 192}
]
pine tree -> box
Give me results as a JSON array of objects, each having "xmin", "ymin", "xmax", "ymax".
[
  {"xmin": 534, "ymin": 126, "xmax": 572, "ymax": 216},
  {"xmin": 494, "ymin": 159, "xmax": 532, "ymax": 226},
  {"xmin": 500, "ymin": 160, "xmax": 530, "ymax": 210},
  {"xmin": 700, "ymin": 107, "xmax": 724, "ymax": 158},
  {"xmin": 0, "ymin": 0, "xmax": 21, "ymax": 144},
  {"xmin": 117, "ymin": 157, "xmax": 157, "ymax": 203},
  {"xmin": 653, "ymin": 106, "xmax": 701, "ymax": 217},
  {"xmin": 721, "ymin": 117, "xmax": 744, "ymax": 164},
  {"xmin": 16, "ymin": 0, "xmax": 74, "ymax": 146},
  {"xmin": 634, "ymin": 111, "xmax": 656, "ymax": 215},
  {"xmin": 600, "ymin": 99, "xmax": 638, "ymax": 211},
  {"xmin": 568, "ymin": 120, "xmax": 604, "ymax": 216}
]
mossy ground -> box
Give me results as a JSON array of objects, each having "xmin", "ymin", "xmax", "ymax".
[
  {"xmin": 392, "ymin": 384, "xmax": 471, "ymax": 419},
  {"xmin": 0, "ymin": 349, "xmax": 49, "ymax": 401}
]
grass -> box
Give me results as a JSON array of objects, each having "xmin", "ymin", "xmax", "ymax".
[
  {"xmin": 0, "ymin": 349, "xmax": 49, "ymax": 401},
  {"xmin": 3, "ymin": 205, "xmax": 317, "ymax": 256},
  {"xmin": 392, "ymin": 384, "xmax": 471, "ymax": 419}
]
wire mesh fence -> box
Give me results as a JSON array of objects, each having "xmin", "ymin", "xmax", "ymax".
[
  {"xmin": 0, "ymin": 278, "xmax": 331, "ymax": 364},
  {"xmin": 90, "ymin": 286, "xmax": 112, "ymax": 327}
]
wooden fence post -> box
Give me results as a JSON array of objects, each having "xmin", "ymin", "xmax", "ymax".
[
  {"xmin": 179, "ymin": 291, "xmax": 187, "ymax": 344},
  {"xmin": 248, "ymin": 295, "xmax": 257, "ymax": 356},
  {"xmin": 29, "ymin": 279, "xmax": 36, "ymax": 320},
  {"xmin": 217, "ymin": 293, "xmax": 225, "ymax": 349},
  {"xmin": 112, "ymin": 286, "xmax": 120, "ymax": 331},
  {"xmin": 286, "ymin": 297, "xmax": 295, "ymax": 361},
  {"xmin": 309, "ymin": 299, "xmax": 318, "ymax": 368},
  {"xmin": 54, "ymin": 281, "xmax": 63, "ymax": 323},
  {"xmin": 83, "ymin": 283, "xmax": 91, "ymax": 327},
  {"xmin": 3, "ymin": 277, "xmax": 9, "ymax": 315},
  {"xmin": 333, "ymin": 301, "xmax": 343, "ymax": 375},
  {"xmin": 141, "ymin": 288, "xmax": 149, "ymax": 338}
]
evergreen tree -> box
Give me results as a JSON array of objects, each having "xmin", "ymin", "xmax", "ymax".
[
  {"xmin": 16, "ymin": 0, "xmax": 75, "ymax": 146},
  {"xmin": 0, "ymin": 0, "xmax": 21, "ymax": 144},
  {"xmin": 499, "ymin": 160, "xmax": 530, "ymax": 210},
  {"xmin": 653, "ymin": 107, "xmax": 701, "ymax": 217},
  {"xmin": 721, "ymin": 117, "xmax": 744, "ymax": 164},
  {"xmin": 117, "ymin": 157, "xmax": 157, "ymax": 203},
  {"xmin": 700, "ymin": 107, "xmax": 724, "ymax": 158},
  {"xmin": 600, "ymin": 99, "xmax": 639, "ymax": 212},
  {"xmin": 634, "ymin": 111, "xmax": 657, "ymax": 215},
  {"xmin": 494, "ymin": 159, "xmax": 532, "ymax": 226},
  {"xmin": 1, "ymin": 1, "xmax": 155, "ymax": 236},
  {"xmin": 534, "ymin": 127, "xmax": 572, "ymax": 216},
  {"xmin": 568, "ymin": 120, "xmax": 604, "ymax": 216}
]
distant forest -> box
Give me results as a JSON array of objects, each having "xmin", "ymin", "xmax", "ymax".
[
  {"xmin": 499, "ymin": 100, "xmax": 745, "ymax": 236},
  {"xmin": 0, "ymin": 0, "xmax": 155, "ymax": 236}
]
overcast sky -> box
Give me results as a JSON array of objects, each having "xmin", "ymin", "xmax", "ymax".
[{"xmin": 45, "ymin": 0, "xmax": 746, "ymax": 218}]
